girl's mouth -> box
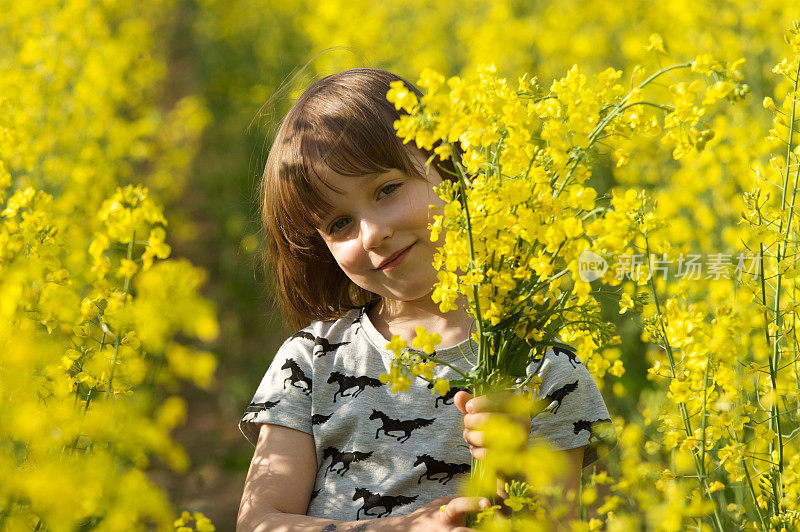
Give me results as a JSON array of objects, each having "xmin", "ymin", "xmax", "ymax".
[{"xmin": 379, "ymin": 243, "xmax": 415, "ymax": 271}]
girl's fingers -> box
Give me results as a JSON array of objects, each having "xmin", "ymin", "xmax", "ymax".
[
  {"xmin": 464, "ymin": 394, "xmax": 496, "ymax": 413},
  {"xmin": 453, "ymin": 390, "xmax": 473, "ymax": 414},
  {"xmin": 439, "ymin": 496, "xmax": 491, "ymax": 524},
  {"xmin": 462, "ymin": 412, "xmax": 492, "ymax": 430},
  {"xmin": 469, "ymin": 445, "xmax": 489, "ymax": 460},
  {"xmin": 463, "ymin": 428, "xmax": 486, "ymax": 447}
]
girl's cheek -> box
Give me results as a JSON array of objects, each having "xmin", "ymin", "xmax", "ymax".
[{"xmin": 339, "ymin": 242, "xmax": 369, "ymax": 269}]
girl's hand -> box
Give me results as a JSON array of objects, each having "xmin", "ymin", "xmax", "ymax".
[
  {"xmin": 454, "ymin": 390, "xmax": 532, "ymax": 460},
  {"xmin": 388, "ymin": 496, "xmax": 489, "ymax": 531}
]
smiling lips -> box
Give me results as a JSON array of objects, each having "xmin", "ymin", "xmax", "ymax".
[{"xmin": 377, "ymin": 243, "xmax": 415, "ymax": 270}]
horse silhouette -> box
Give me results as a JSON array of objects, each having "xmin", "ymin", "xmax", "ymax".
[
  {"xmin": 369, "ymin": 409, "xmax": 434, "ymax": 443},
  {"xmin": 425, "ymin": 382, "xmax": 463, "ymax": 407},
  {"xmin": 281, "ymin": 358, "xmax": 312, "ymax": 396},
  {"xmin": 551, "ymin": 346, "xmax": 582, "ymax": 368},
  {"xmin": 290, "ymin": 331, "xmax": 351, "ymax": 358},
  {"xmin": 327, "ymin": 372, "xmax": 383, "ymax": 402},
  {"xmin": 573, "ymin": 417, "xmax": 612, "ymax": 443},
  {"xmin": 352, "ymin": 487, "xmax": 418, "ymax": 519},
  {"xmin": 413, "ymin": 454, "xmax": 470, "ymax": 485},
  {"xmin": 312, "ymin": 412, "xmax": 334, "ymax": 425},
  {"xmin": 322, "ymin": 446, "xmax": 374, "ymax": 476},
  {"xmin": 351, "ymin": 309, "xmax": 365, "ymax": 334},
  {"xmin": 244, "ymin": 399, "xmax": 280, "ymax": 413},
  {"xmin": 544, "ymin": 379, "xmax": 579, "ymax": 414}
]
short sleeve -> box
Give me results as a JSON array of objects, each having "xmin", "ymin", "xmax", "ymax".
[
  {"xmin": 238, "ymin": 336, "xmax": 314, "ymax": 447},
  {"xmin": 526, "ymin": 346, "xmax": 617, "ymax": 469}
]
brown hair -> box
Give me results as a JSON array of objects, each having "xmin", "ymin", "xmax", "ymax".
[{"xmin": 258, "ymin": 67, "xmax": 463, "ymax": 331}]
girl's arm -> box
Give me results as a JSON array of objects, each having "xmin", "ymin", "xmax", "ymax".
[
  {"xmin": 237, "ymin": 423, "xmax": 320, "ymax": 530},
  {"xmin": 237, "ymin": 423, "xmax": 484, "ymax": 531}
]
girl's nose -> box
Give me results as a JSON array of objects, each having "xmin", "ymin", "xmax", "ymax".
[{"xmin": 360, "ymin": 216, "xmax": 393, "ymax": 250}]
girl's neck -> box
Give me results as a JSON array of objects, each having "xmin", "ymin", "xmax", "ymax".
[{"xmin": 366, "ymin": 295, "xmax": 474, "ymax": 349}]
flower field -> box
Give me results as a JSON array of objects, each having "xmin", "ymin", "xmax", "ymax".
[{"xmin": 2, "ymin": 1, "xmax": 800, "ymax": 531}]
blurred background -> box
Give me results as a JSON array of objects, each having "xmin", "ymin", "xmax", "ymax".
[{"xmin": 7, "ymin": 1, "xmax": 793, "ymax": 529}]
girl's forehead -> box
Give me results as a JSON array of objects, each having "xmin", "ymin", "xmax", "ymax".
[{"xmin": 310, "ymin": 162, "xmax": 391, "ymax": 195}]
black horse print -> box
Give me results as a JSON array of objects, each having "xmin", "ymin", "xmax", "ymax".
[
  {"xmin": 244, "ymin": 399, "xmax": 280, "ymax": 413},
  {"xmin": 413, "ymin": 454, "xmax": 470, "ymax": 485},
  {"xmin": 309, "ymin": 487, "xmax": 321, "ymax": 502},
  {"xmin": 425, "ymin": 382, "xmax": 464, "ymax": 408},
  {"xmin": 289, "ymin": 330, "xmax": 351, "ymax": 358},
  {"xmin": 327, "ymin": 372, "xmax": 383, "ymax": 402},
  {"xmin": 352, "ymin": 487, "xmax": 418, "ymax": 519},
  {"xmin": 369, "ymin": 409, "xmax": 434, "ymax": 443},
  {"xmin": 322, "ymin": 446, "xmax": 374, "ymax": 476},
  {"xmin": 351, "ymin": 309, "xmax": 365, "ymax": 334},
  {"xmin": 573, "ymin": 417, "xmax": 612, "ymax": 443},
  {"xmin": 551, "ymin": 346, "xmax": 582, "ymax": 368},
  {"xmin": 281, "ymin": 358, "xmax": 312, "ymax": 396},
  {"xmin": 312, "ymin": 412, "xmax": 334, "ymax": 425},
  {"xmin": 545, "ymin": 379, "xmax": 579, "ymax": 415}
]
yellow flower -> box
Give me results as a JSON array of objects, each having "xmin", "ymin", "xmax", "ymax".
[
  {"xmin": 646, "ymin": 33, "xmax": 667, "ymax": 54},
  {"xmin": 614, "ymin": 148, "xmax": 630, "ymax": 168},
  {"xmin": 608, "ymin": 359, "xmax": 625, "ymax": 377},
  {"xmin": 691, "ymin": 53, "xmax": 717, "ymax": 74},
  {"xmin": 474, "ymin": 504, "xmax": 502, "ymax": 524},
  {"xmin": 431, "ymin": 378, "xmax": 450, "ymax": 396},
  {"xmin": 386, "ymin": 80, "xmax": 419, "ymax": 113},
  {"xmin": 411, "ymin": 360, "xmax": 436, "ymax": 380},
  {"xmin": 386, "ymin": 335, "xmax": 408, "ymax": 357},
  {"xmin": 116, "ymin": 258, "xmax": 139, "ymax": 279},
  {"xmin": 174, "ymin": 511, "xmax": 192, "ymax": 527},
  {"xmin": 378, "ymin": 363, "xmax": 412, "ymax": 393},
  {"xmin": 433, "ymin": 143, "xmax": 451, "ymax": 161},
  {"xmin": 412, "ymin": 326, "xmax": 441, "ymax": 354},
  {"xmin": 619, "ymin": 293, "xmax": 635, "ymax": 314}
]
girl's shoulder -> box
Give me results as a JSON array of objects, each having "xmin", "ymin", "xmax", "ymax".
[
  {"xmin": 282, "ymin": 307, "xmax": 365, "ymax": 345},
  {"xmin": 274, "ymin": 307, "xmax": 374, "ymax": 361}
]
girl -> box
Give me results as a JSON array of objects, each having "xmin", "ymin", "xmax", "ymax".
[{"xmin": 237, "ymin": 67, "xmax": 614, "ymax": 531}]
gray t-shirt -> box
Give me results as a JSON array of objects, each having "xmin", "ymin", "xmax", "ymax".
[{"xmin": 239, "ymin": 306, "xmax": 616, "ymax": 521}]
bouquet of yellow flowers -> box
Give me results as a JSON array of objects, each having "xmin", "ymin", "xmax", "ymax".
[
  {"xmin": 380, "ymin": 54, "xmax": 748, "ymax": 526},
  {"xmin": 382, "ymin": 56, "xmax": 746, "ymax": 394}
]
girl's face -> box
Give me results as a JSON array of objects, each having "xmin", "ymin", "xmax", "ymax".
[{"xmin": 314, "ymin": 148, "xmax": 446, "ymax": 305}]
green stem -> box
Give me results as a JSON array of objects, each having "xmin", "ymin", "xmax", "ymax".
[
  {"xmin": 764, "ymin": 54, "xmax": 799, "ymax": 493},
  {"xmin": 700, "ymin": 354, "xmax": 710, "ymax": 482},
  {"xmin": 760, "ymin": 244, "xmax": 771, "ymax": 348},
  {"xmin": 645, "ymin": 236, "xmax": 726, "ymax": 532},
  {"xmin": 412, "ymin": 351, "xmax": 469, "ymax": 379},
  {"xmin": 451, "ymin": 156, "xmax": 486, "ymax": 372},
  {"xmin": 742, "ymin": 457, "xmax": 768, "ymax": 531},
  {"xmin": 555, "ymin": 62, "xmax": 693, "ymax": 197},
  {"xmin": 105, "ymin": 231, "xmax": 135, "ymax": 400}
]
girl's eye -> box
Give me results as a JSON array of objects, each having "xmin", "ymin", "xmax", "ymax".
[
  {"xmin": 328, "ymin": 217, "xmax": 350, "ymax": 234},
  {"xmin": 377, "ymin": 183, "xmax": 401, "ymax": 199}
]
